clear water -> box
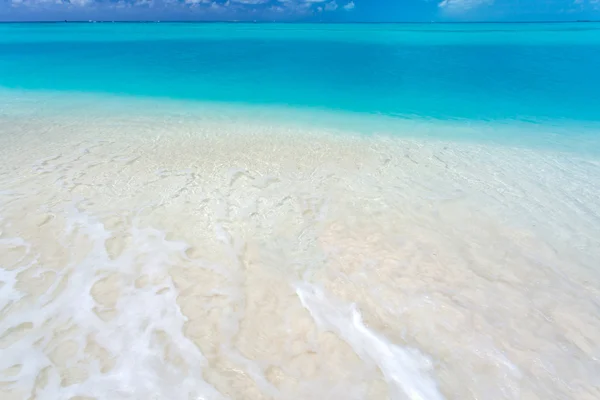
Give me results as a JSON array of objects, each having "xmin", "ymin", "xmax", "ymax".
[
  {"xmin": 1, "ymin": 22, "xmax": 600, "ymax": 123},
  {"xmin": 0, "ymin": 23, "xmax": 600, "ymax": 400}
]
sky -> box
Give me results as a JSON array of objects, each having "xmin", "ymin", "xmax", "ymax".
[{"xmin": 1, "ymin": 0, "xmax": 599, "ymax": 22}]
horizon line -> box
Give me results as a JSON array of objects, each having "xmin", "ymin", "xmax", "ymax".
[{"xmin": 0, "ymin": 20, "xmax": 599, "ymax": 24}]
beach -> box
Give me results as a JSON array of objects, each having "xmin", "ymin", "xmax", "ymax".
[{"xmin": 1, "ymin": 23, "xmax": 600, "ymax": 399}]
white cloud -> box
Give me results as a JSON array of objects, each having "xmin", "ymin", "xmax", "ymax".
[
  {"xmin": 13, "ymin": 0, "xmax": 93, "ymax": 6},
  {"xmin": 438, "ymin": 0, "xmax": 493, "ymax": 12},
  {"xmin": 6, "ymin": 0, "xmax": 357, "ymax": 14},
  {"xmin": 230, "ymin": 0, "xmax": 269, "ymax": 4},
  {"xmin": 325, "ymin": 1, "xmax": 337, "ymax": 11},
  {"xmin": 12, "ymin": 0, "xmax": 64, "ymax": 6}
]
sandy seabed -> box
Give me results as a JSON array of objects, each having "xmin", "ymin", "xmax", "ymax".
[{"xmin": 0, "ymin": 105, "xmax": 599, "ymax": 400}]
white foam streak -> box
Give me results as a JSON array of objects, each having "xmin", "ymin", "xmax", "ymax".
[
  {"xmin": 0, "ymin": 205, "xmax": 225, "ymax": 400},
  {"xmin": 296, "ymin": 283, "xmax": 446, "ymax": 400}
]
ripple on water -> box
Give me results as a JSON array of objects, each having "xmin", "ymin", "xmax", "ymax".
[{"xmin": 0, "ymin": 111, "xmax": 599, "ymax": 400}]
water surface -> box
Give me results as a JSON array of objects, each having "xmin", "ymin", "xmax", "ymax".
[{"xmin": 0, "ymin": 23, "xmax": 599, "ymax": 400}]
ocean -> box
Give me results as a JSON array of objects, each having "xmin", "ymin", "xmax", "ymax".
[{"xmin": 0, "ymin": 22, "xmax": 599, "ymax": 400}]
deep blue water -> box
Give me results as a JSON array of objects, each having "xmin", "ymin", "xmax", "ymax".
[{"xmin": 1, "ymin": 22, "xmax": 600, "ymax": 122}]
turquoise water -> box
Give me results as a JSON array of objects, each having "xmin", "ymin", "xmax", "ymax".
[
  {"xmin": 2, "ymin": 23, "xmax": 600, "ymax": 400},
  {"xmin": 1, "ymin": 22, "xmax": 600, "ymax": 123}
]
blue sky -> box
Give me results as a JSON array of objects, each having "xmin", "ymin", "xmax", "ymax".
[{"xmin": 1, "ymin": 0, "xmax": 599, "ymax": 22}]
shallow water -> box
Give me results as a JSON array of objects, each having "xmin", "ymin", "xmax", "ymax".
[
  {"xmin": 1, "ymin": 96, "xmax": 599, "ymax": 399},
  {"xmin": 1, "ymin": 22, "xmax": 600, "ymax": 400}
]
